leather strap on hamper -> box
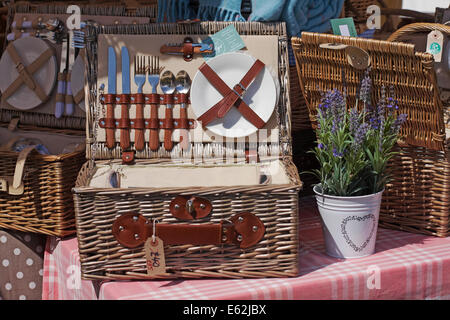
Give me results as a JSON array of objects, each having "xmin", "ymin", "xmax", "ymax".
[
  {"xmin": 197, "ymin": 60, "xmax": 266, "ymax": 128},
  {"xmin": 0, "ymin": 146, "xmax": 37, "ymax": 195},
  {"xmin": 112, "ymin": 212, "xmax": 265, "ymax": 249},
  {"xmin": 2, "ymin": 43, "xmax": 53, "ymax": 103}
]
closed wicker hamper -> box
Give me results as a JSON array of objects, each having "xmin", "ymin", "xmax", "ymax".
[{"xmin": 292, "ymin": 32, "xmax": 449, "ymax": 237}]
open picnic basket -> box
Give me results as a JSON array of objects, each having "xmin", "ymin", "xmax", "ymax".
[
  {"xmin": 292, "ymin": 32, "xmax": 449, "ymax": 237},
  {"xmin": 0, "ymin": 2, "xmax": 156, "ymax": 237},
  {"xmin": 73, "ymin": 21, "xmax": 302, "ymax": 280}
]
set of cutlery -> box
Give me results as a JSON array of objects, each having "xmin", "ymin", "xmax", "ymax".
[
  {"xmin": 3, "ymin": 15, "xmax": 91, "ymax": 117},
  {"xmin": 7, "ymin": 17, "xmax": 65, "ymax": 43},
  {"xmin": 101, "ymin": 47, "xmax": 193, "ymax": 158},
  {"xmin": 160, "ymin": 37, "xmax": 214, "ymax": 61},
  {"xmin": 55, "ymin": 29, "xmax": 85, "ymax": 118}
]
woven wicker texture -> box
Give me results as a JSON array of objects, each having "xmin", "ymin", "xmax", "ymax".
[
  {"xmin": 289, "ymin": 65, "xmax": 311, "ymax": 131},
  {"xmin": 0, "ymin": 150, "xmax": 85, "ymax": 237},
  {"xmin": 292, "ymin": 32, "xmax": 445, "ymax": 151},
  {"xmin": 0, "ymin": 1, "xmax": 158, "ymax": 237},
  {"xmin": 74, "ymin": 21, "xmax": 301, "ymax": 279},
  {"xmin": 74, "ymin": 159, "xmax": 300, "ymax": 280},
  {"xmin": 292, "ymin": 32, "xmax": 449, "ymax": 237},
  {"xmin": 387, "ymin": 23, "xmax": 450, "ymax": 139}
]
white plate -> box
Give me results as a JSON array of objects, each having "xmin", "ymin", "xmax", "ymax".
[
  {"xmin": 0, "ymin": 37, "xmax": 57, "ymax": 110},
  {"xmin": 71, "ymin": 53, "xmax": 85, "ymax": 111},
  {"xmin": 190, "ymin": 52, "xmax": 277, "ymax": 138}
]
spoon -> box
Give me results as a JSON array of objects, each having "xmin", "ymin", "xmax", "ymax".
[
  {"xmin": 175, "ymin": 70, "xmax": 191, "ymax": 151},
  {"xmin": 160, "ymin": 70, "xmax": 176, "ymax": 151}
]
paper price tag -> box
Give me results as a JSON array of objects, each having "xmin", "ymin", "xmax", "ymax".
[
  {"xmin": 145, "ymin": 236, "xmax": 166, "ymax": 276},
  {"xmin": 426, "ymin": 30, "xmax": 444, "ymax": 63}
]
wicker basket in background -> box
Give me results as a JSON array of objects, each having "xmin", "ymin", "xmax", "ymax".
[
  {"xmin": 0, "ymin": 1, "xmax": 157, "ymax": 237},
  {"xmin": 387, "ymin": 23, "xmax": 450, "ymax": 140},
  {"xmin": 292, "ymin": 32, "xmax": 449, "ymax": 237}
]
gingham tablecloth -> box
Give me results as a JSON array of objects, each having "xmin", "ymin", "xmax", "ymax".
[{"xmin": 42, "ymin": 198, "xmax": 450, "ymax": 300}]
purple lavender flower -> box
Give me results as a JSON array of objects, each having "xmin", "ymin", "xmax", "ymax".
[
  {"xmin": 393, "ymin": 113, "xmax": 408, "ymax": 132},
  {"xmin": 319, "ymin": 89, "xmax": 346, "ymax": 133},
  {"xmin": 359, "ymin": 70, "xmax": 372, "ymax": 104},
  {"xmin": 349, "ymin": 108, "xmax": 359, "ymax": 134},
  {"xmin": 353, "ymin": 122, "xmax": 369, "ymax": 150},
  {"xmin": 333, "ymin": 147, "xmax": 344, "ymax": 158},
  {"xmin": 318, "ymin": 143, "xmax": 325, "ymax": 150}
]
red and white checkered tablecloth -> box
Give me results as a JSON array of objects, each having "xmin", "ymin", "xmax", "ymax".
[
  {"xmin": 42, "ymin": 236, "xmax": 98, "ymax": 300},
  {"xmin": 42, "ymin": 198, "xmax": 450, "ymax": 300}
]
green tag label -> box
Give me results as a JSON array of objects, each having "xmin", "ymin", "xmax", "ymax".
[
  {"xmin": 202, "ymin": 25, "xmax": 246, "ymax": 60},
  {"xmin": 429, "ymin": 42, "xmax": 441, "ymax": 55},
  {"xmin": 330, "ymin": 18, "xmax": 358, "ymax": 37}
]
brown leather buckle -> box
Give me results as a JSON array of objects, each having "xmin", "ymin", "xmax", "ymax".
[
  {"xmin": 122, "ymin": 151, "xmax": 135, "ymax": 165},
  {"xmin": 112, "ymin": 212, "xmax": 265, "ymax": 249},
  {"xmin": 169, "ymin": 196, "xmax": 212, "ymax": 220}
]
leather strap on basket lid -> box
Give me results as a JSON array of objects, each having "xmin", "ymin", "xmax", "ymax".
[
  {"xmin": 197, "ymin": 59, "xmax": 266, "ymax": 128},
  {"xmin": 2, "ymin": 43, "xmax": 52, "ymax": 103},
  {"xmin": 112, "ymin": 212, "xmax": 265, "ymax": 249}
]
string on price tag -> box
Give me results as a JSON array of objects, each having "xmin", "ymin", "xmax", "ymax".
[
  {"xmin": 144, "ymin": 220, "xmax": 166, "ymax": 276},
  {"xmin": 426, "ymin": 30, "xmax": 444, "ymax": 63}
]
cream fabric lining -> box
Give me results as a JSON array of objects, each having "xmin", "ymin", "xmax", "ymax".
[{"xmin": 88, "ymin": 160, "xmax": 290, "ymax": 188}]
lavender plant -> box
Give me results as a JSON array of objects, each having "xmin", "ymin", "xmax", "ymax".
[{"xmin": 311, "ymin": 70, "xmax": 407, "ymax": 196}]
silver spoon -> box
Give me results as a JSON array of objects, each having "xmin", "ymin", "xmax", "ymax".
[
  {"xmin": 175, "ymin": 71, "xmax": 191, "ymax": 151},
  {"xmin": 160, "ymin": 70, "xmax": 176, "ymax": 151}
]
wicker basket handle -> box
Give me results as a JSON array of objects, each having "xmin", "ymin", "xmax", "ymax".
[
  {"xmin": 112, "ymin": 212, "xmax": 265, "ymax": 249},
  {"xmin": 387, "ymin": 23, "xmax": 450, "ymax": 42},
  {"xmin": 0, "ymin": 146, "xmax": 37, "ymax": 195}
]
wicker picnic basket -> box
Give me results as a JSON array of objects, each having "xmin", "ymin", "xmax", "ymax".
[
  {"xmin": 292, "ymin": 32, "xmax": 449, "ymax": 237},
  {"xmin": 387, "ymin": 23, "xmax": 450, "ymax": 140},
  {"xmin": 73, "ymin": 21, "xmax": 302, "ymax": 280},
  {"xmin": 0, "ymin": 2, "xmax": 156, "ymax": 237}
]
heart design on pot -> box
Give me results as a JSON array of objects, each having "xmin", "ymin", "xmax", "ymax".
[{"xmin": 340, "ymin": 214, "xmax": 376, "ymax": 252}]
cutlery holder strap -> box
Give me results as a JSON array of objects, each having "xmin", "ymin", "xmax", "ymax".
[
  {"xmin": 98, "ymin": 117, "xmax": 196, "ymax": 130},
  {"xmin": 98, "ymin": 93, "xmax": 194, "ymax": 130},
  {"xmin": 3, "ymin": 44, "xmax": 53, "ymax": 103},
  {"xmin": 100, "ymin": 93, "xmax": 189, "ymax": 105},
  {"xmin": 112, "ymin": 212, "xmax": 265, "ymax": 249}
]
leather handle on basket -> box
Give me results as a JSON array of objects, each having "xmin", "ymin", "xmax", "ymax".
[
  {"xmin": 0, "ymin": 146, "xmax": 37, "ymax": 195},
  {"xmin": 112, "ymin": 212, "xmax": 265, "ymax": 249}
]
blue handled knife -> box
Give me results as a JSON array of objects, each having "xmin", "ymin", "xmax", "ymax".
[
  {"xmin": 105, "ymin": 46, "xmax": 116, "ymax": 149},
  {"xmin": 120, "ymin": 46, "xmax": 131, "ymax": 149}
]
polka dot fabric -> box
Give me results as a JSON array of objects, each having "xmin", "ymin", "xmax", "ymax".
[{"xmin": 0, "ymin": 229, "xmax": 45, "ymax": 300}]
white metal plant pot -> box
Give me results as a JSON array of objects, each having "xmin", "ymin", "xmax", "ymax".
[{"xmin": 313, "ymin": 185, "xmax": 384, "ymax": 259}]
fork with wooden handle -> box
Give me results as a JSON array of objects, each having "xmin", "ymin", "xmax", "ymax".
[
  {"xmin": 147, "ymin": 56, "xmax": 164, "ymax": 151},
  {"xmin": 133, "ymin": 56, "xmax": 146, "ymax": 151}
]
